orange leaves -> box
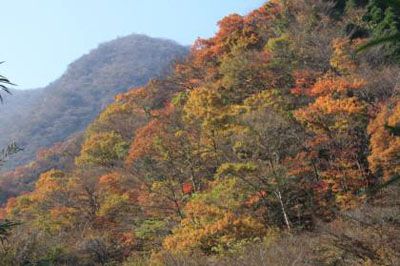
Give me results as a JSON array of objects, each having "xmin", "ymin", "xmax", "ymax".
[
  {"xmin": 292, "ymin": 38, "xmax": 365, "ymax": 100},
  {"xmin": 295, "ymin": 95, "xmax": 366, "ymax": 134},
  {"xmin": 98, "ymin": 172, "xmax": 126, "ymax": 194},
  {"xmin": 293, "ymin": 71, "xmax": 367, "ymax": 131},
  {"xmin": 310, "ymin": 95, "xmax": 363, "ymax": 115},
  {"xmin": 292, "ymin": 53, "xmax": 370, "ymax": 209},
  {"xmin": 291, "ymin": 72, "xmax": 365, "ymax": 98},
  {"xmin": 368, "ymin": 101, "xmax": 400, "ymax": 180},
  {"xmin": 192, "ymin": 14, "xmax": 245, "ymax": 64},
  {"xmin": 191, "ymin": 2, "xmax": 277, "ymax": 67},
  {"xmin": 245, "ymin": 191, "xmax": 267, "ymax": 206},
  {"xmin": 330, "ymin": 38, "xmax": 360, "ymax": 74},
  {"xmin": 113, "ymin": 85, "xmax": 161, "ymax": 118},
  {"xmin": 320, "ymin": 96, "xmax": 365, "ymax": 115},
  {"xmin": 115, "ymin": 87, "xmax": 148, "ymax": 107},
  {"xmin": 309, "ymin": 77, "xmax": 365, "ymax": 97},
  {"xmin": 126, "ymin": 103, "xmax": 178, "ymax": 166}
]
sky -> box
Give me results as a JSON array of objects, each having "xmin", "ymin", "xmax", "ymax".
[{"xmin": 0, "ymin": 0, "xmax": 265, "ymax": 90}]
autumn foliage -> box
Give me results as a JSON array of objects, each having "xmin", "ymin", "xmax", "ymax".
[{"xmin": 2, "ymin": 1, "xmax": 400, "ymax": 265}]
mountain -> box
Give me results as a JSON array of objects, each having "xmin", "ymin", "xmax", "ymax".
[
  {"xmin": 0, "ymin": 34, "xmax": 188, "ymax": 170},
  {"xmin": 3, "ymin": 1, "xmax": 400, "ymax": 265}
]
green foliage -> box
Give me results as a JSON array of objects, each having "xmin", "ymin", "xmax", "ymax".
[
  {"xmin": 0, "ymin": 220, "xmax": 19, "ymax": 244},
  {"xmin": 358, "ymin": 0, "xmax": 400, "ymax": 59},
  {"xmin": 135, "ymin": 219, "xmax": 167, "ymax": 240},
  {"xmin": 0, "ymin": 63, "xmax": 14, "ymax": 102},
  {"xmin": 76, "ymin": 131, "xmax": 129, "ymax": 167}
]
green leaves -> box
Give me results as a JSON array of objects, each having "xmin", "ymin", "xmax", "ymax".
[
  {"xmin": 357, "ymin": 32, "xmax": 400, "ymax": 52},
  {"xmin": 0, "ymin": 62, "xmax": 15, "ymax": 103},
  {"xmin": 0, "ymin": 220, "xmax": 19, "ymax": 244},
  {"xmin": 0, "ymin": 142, "xmax": 22, "ymax": 167}
]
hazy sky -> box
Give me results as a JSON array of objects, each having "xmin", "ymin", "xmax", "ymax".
[{"xmin": 0, "ymin": 0, "xmax": 265, "ymax": 89}]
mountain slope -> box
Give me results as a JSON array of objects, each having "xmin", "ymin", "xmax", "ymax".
[
  {"xmin": 2, "ymin": 1, "xmax": 400, "ymax": 265},
  {"xmin": 0, "ymin": 34, "xmax": 188, "ymax": 170}
]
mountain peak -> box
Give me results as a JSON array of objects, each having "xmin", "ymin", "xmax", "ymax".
[{"xmin": 0, "ymin": 34, "xmax": 188, "ymax": 170}]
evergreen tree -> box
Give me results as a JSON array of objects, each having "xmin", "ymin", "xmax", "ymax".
[{"xmin": 359, "ymin": 0, "xmax": 400, "ymax": 60}]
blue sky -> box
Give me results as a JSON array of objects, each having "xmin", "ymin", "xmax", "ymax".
[{"xmin": 0, "ymin": 0, "xmax": 265, "ymax": 89}]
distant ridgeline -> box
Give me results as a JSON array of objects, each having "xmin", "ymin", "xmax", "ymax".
[{"xmin": 0, "ymin": 34, "xmax": 188, "ymax": 171}]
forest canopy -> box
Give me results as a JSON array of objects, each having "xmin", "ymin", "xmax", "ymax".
[{"xmin": 1, "ymin": 0, "xmax": 400, "ymax": 265}]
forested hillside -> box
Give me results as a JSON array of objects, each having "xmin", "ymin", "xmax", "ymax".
[
  {"xmin": 1, "ymin": 0, "xmax": 400, "ymax": 265},
  {"xmin": 0, "ymin": 34, "xmax": 188, "ymax": 170}
]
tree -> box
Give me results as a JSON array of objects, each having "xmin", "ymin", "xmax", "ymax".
[
  {"xmin": 293, "ymin": 39, "xmax": 371, "ymax": 209},
  {"xmin": 0, "ymin": 69, "xmax": 18, "ymax": 243},
  {"xmin": 76, "ymin": 131, "xmax": 129, "ymax": 168},
  {"xmin": 126, "ymin": 104, "xmax": 210, "ymax": 221},
  {"xmin": 0, "ymin": 220, "xmax": 18, "ymax": 244},
  {"xmin": 368, "ymin": 99, "xmax": 400, "ymax": 181},
  {"xmin": 229, "ymin": 91, "xmax": 313, "ymax": 229},
  {"xmin": 358, "ymin": 0, "xmax": 400, "ymax": 59},
  {"xmin": 163, "ymin": 177, "xmax": 266, "ymax": 254},
  {"xmin": 0, "ymin": 63, "xmax": 14, "ymax": 102}
]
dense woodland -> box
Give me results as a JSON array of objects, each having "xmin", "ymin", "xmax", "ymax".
[{"xmin": 1, "ymin": 0, "xmax": 400, "ymax": 265}]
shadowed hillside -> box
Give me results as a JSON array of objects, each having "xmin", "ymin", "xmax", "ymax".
[{"xmin": 0, "ymin": 34, "xmax": 188, "ymax": 170}]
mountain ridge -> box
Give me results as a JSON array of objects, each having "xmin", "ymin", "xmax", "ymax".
[{"xmin": 0, "ymin": 33, "xmax": 188, "ymax": 170}]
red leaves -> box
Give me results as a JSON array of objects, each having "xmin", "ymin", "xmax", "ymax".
[
  {"xmin": 182, "ymin": 183, "xmax": 193, "ymax": 194},
  {"xmin": 290, "ymin": 70, "xmax": 317, "ymax": 96},
  {"xmin": 125, "ymin": 119, "xmax": 164, "ymax": 165}
]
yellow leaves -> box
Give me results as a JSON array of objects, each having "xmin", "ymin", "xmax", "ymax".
[
  {"xmin": 183, "ymin": 84, "xmax": 288, "ymax": 146},
  {"xmin": 162, "ymin": 177, "xmax": 266, "ymax": 253},
  {"xmin": 183, "ymin": 85, "xmax": 246, "ymax": 153},
  {"xmin": 243, "ymin": 89, "xmax": 287, "ymax": 112},
  {"xmin": 330, "ymin": 38, "xmax": 362, "ymax": 74},
  {"xmin": 4, "ymin": 195, "xmax": 34, "ymax": 219},
  {"xmin": 97, "ymin": 192, "xmax": 130, "ymax": 218},
  {"xmin": 335, "ymin": 193, "xmax": 366, "ymax": 210},
  {"xmin": 33, "ymin": 170, "xmax": 67, "ymax": 200},
  {"xmin": 76, "ymin": 131, "xmax": 128, "ymax": 167},
  {"xmin": 216, "ymin": 163, "xmax": 257, "ymax": 179},
  {"xmin": 183, "ymin": 86, "xmax": 223, "ymax": 125},
  {"xmin": 163, "ymin": 209, "xmax": 265, "ymax": 254},
  {"xmin": 264, "ymin": 34, "xmax": 290, "ymax": 53}
]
